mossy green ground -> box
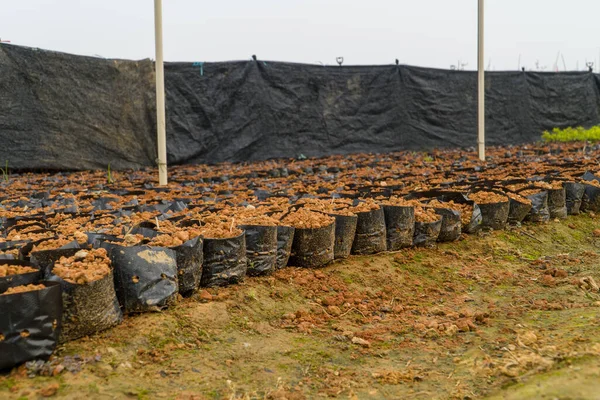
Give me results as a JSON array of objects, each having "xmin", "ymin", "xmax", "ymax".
[{"xmin": 2, "ymin": 214, "xmax": 600, "ymax": 399}]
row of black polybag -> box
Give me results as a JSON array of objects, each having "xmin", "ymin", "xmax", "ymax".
[
  {"xmin": 0, "ymin": 215, "xmax": 295, "ymax": 371},
  {"xmin": 1, "ymin": 174, "xmax": 599, "ymax": 371},
  {"xmin": 285, "ymin": 177, "xmax": 599, "ymax": 268}
]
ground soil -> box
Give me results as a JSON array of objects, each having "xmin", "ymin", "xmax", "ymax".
[
  {"xmin": 428, "ymin": 200, "xmax": 473, "ymax": 227},
  {"xmin": 2, "ymin": 284, "xmax": 46, "ymax": 296},
  {"xmin": 196, "ymin": 216, "xmax": 243, "ymax": 239},
  {"xmin": 3, "ymin": 215, "xmax": 600, "ymax": 399},
  {"xmin": 468, "ymin": 192, "xmax": 509, "ymax": 205},
  {"xmin": 505, "ymin": 192, "xmax": 532, "ymax": 206},
  {"xmin": 414, "ymin": 207, "xmax": 440, "ymax": 223},
  {"xmin": 52, "ymin": 249, "xmax": 111, "ymax": 285},
  {"xmin": 0, "ymin": 265, "xmax": 37, "ymax": 277},
  {"xmin": 282, "ymin": 209, "xmax": 335, "ymax": 229}
]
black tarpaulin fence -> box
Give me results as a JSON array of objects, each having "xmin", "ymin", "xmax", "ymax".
[{"xmin": 1, "ymin": 43, "xmax": 600, "ymax": 170}]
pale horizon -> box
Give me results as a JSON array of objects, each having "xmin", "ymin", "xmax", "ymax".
[{"xmin": 2, "ymin": 0, "xmax": 599, "ymax": 72}]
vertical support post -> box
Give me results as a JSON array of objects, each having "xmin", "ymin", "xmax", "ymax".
[
  {"xmin": 477, "ymin": 0, "xmax": 485, "ymax": 161},
  {"xmin": 154, "ymin": 0, "xmax": 168, "ymax": 185}
]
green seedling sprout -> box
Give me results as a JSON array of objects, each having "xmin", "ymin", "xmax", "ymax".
[
  {"xmin": 0, "ymin": 160, "xmax": 9, "ymax": 183},
  {"xmin": 107, "ymin": 163, "xmax": 114, "ymax": 184}
]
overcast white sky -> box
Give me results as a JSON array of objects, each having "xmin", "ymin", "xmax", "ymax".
[{"xmin": 2, "ymin": 0, "xmax": 599, "ymax": 71}]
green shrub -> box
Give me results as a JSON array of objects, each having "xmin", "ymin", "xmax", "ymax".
[{"xmin": 542, "ymin": 126, "xmax": 600, "ymax": 142}]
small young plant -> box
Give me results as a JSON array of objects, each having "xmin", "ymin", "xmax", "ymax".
[
  {"xmin": 0, "ymin": 160, "xmax": 9, "ymax": 183},
  {"xmin": 107, "ymin": 163, "xmax": 114, "ymax": 184}
]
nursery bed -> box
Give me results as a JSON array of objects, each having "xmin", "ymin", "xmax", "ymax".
[{"xmin": 2, "ymin": 142, "xmax": 600, "ymax": 398}]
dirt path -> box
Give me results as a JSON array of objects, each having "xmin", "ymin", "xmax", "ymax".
[{"xmin": 3, "ymin": 214, "xmax": 600, "ymax": 399}]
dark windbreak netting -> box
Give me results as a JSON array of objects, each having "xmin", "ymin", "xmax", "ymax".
[
  {"xmin": 0, "ymin": 44, "xmax": 156, "ymax": 170},
  {"xmin": 1, "ymin": 43, "xmax": 600, "ymax": 170}
]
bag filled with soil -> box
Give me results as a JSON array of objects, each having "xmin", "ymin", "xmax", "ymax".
[
  {"xmin": 275, "ymin": 225, "xmax": 295, "ymax": 268},
  {"xmin": 297, "ymin": 198, "xmax": 357, "ymax": 259},
  {"xmin": 440, "ymin": 200, "xmax": 482, "ymax": 234},
  {"xmin": 431, "ymin": 207, "xmax": 461, "ymax": 242},
  {"xmin": 462, "ymin": 202, "xmax": 483, "ymax": 234},
  {"xmin": 350, "ymin": 201, "xmax": 386, "ymax": 255},
  {"xmin": 201, "ymin": 231, "xmax": 247, "ymax": 287},
  {"xmin": 30, "ymin": 247, "xmax": 82, "ymax": 277},
  {"xmin": 1, "ymin": 217, "xmax": 46, "ymax": 233},
  {"xmin": 469, "ymin": 191, "xmax": 510, "ymax": 230},
  {"xmin": 380, "ymin": 201, "xmax": 415, "ymax": 250},
  {"xmin": 413, "ymin": 198, "xmax": 463, "ymax": 242},
  {"xmin": 4, "ymin": 224, "xmax": 48, "ymax": 242},
  {"xmin": 25, "ymin": 235, "xmax": 80, "ymax": 261},
  {"xmin": 405, "ymin": 191, "xmax": 481, "ymax": 234},
  {"xmin": 283, "ymin": 209, "xmax": 335, "ymax": 268},
  {"xmin": 0, "ymin": 240, "xmax": 30, "ymax": 260},
  {"xmin": 547, "ymin": 186, "xmax": 567, "ymax": 219},
  {"xmin": 0, "ymin": 261, "xmax": 41, "ymax": 293},
  {"xmin": 564, "ymin": 182, "xmax": 585, "ymax": 215},
  {"xmin": 146, "ymin": 233, "xmax": 204, "ymax": 297},
  {"xmin": 413, "ymin": 207, "xmax": 442, "ymax": 247},
  {"xmin": 171, "ymin": 237, "xmax": 203, "ymax": 296},
  {"xmin": 239, "ymin": 224, "xmax": 277, "ymax": 276},
  {"xmin": 581, "ymin": 182, "xmax": 600, "ymax": 212},
  {"xmin": 505, "ymin": 192, "xmax": 532, "ymax": 224},
  {"xmin": 329, "ymin": 213, "xmax": 358, "ymax": 259},
  {"xmin": 0, "ymin": 281, "xmax": 63, "ymax": 370},
  {"xmin": 46, "ymin": 249, "xmax": 122, "ymax": 342},
  {"xmin": 520, "ymin": 189, "xmax": 550, "ymax": 222},
  {"xmin": 108, "ymin": 244, "xmax": 178, "ymax": 313}
]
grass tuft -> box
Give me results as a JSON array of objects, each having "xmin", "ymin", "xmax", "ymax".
[
  {"xmin": 0, "ymin": 160, "xmax": 9, "ymax": 182},
  {"xmin": 107, "ymin": 163, "xmax": 114, "ymax": 184}
]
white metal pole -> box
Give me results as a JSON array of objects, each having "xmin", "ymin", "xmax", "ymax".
[
  {"xmin": 477, "ymin": 0, "xmax": 485, "ymax": 161},
  {"xmin": 154, "ymin": 0, "xmax": 168, "ymax": 185}
]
